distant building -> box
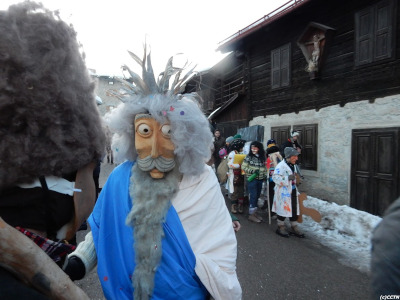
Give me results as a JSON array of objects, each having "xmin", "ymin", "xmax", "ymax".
[
  {"xmin": 187, "ymin": 0, "xmax": 400, "ymax": 216},
  {"xmin": 91, "ymin": 75, "xmax": 124, "ymax": 116}
]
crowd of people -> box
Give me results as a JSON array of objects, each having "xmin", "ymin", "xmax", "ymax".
[{"xmin": 213, "ymin": 129, "xmax": 305, "ymax": 238}]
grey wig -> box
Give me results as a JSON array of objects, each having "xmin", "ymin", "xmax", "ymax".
[
  {"xmin": 0, "ymin": 2, "xmax": 106, "ymax": 188},
  {"xmin": 105, "ymin": 48, "xmax": 213, "ymax": 176}
]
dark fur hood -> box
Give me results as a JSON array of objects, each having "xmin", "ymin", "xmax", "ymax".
[{"xmin": 0, "ymin": 2, "xmax": 106, "ymax": 188}]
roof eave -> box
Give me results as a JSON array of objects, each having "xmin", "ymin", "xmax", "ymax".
[{"xmin": 216, "ymin": 0, "xmax": 312, "ymax": 53}]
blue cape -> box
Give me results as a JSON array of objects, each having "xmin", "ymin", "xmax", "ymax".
[{"xmin": 88, "ymin": 161, "xmax": 208, "ymax": 299}]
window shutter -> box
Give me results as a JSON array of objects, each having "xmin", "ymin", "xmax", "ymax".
[
  {"xmin": 374, "ymin": 0, "xmax": 392, "ymax": 60},
  {"xmin": 271, "ymin": 128, "xmax": 281, "ymax": 145},
  {"xmin": 294, "ymin": 124, "xmax": 318, "ymax": 171},
  {"xmin": 271, "ymin": 126, "xmax": 290, "ymax": 147},
  {"xmin": 355, "ymin": 7, "xmax": 373, "ymax": 65},
  {"xmin": 271, "ymin": 49, "xmax": 281, "ymax": 89},
  {"xmin": 280, "ymin": 44, "xmax": 290, "ymax": 87}
]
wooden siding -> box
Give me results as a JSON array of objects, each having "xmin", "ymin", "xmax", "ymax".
[
  {"xmin": 230, "ymin": 0, "xmax": 400, "ymax": 118},
  {"xmin": 214, "ymin": 56, "xmax": 246, "ymax": 109},
  {"xmin": 214, "ymin": 96, "xmax": 248, "ymax": 124}
]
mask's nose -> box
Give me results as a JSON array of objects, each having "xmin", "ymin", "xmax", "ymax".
[{"xmin": 150, "ymin": 132, "xmax": 159, "ymax": 158}]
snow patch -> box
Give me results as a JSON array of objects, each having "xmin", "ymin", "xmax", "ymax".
[{"xmin": 299, "ymin": 196, "xmax": 382, "ymax": 273}]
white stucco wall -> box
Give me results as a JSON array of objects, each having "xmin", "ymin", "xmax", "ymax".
[{"xmin": 250, "ymin": 94, "xmax": 400, "ymax": 205}]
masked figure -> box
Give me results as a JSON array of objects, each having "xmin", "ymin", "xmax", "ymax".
[{"xmin": 64, "ymin": 48, "xmax": 242, "ymax": 300}]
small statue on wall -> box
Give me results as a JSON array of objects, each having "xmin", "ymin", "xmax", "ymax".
[
  {"xmin": 297, "ymin": 22, "xmax": 335, "ymax": 80},
  {"xmin": 305, "ymin": 34, "xmax": 325, "ymax": 72}
]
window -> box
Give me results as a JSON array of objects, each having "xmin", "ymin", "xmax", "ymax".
[
  {"xmin": 271, "ymin": 43, "xmax": 291, "ymax": 89},
  {"xmin": 355, "ymin": 0, "xmax": 394, "ymax": 66},
  {"xmin": 271, "ymin": 124, "xmax": 318, "ymax": 171}
]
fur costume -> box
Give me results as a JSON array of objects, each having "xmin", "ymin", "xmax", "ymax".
[
  {"xmin": 268, "ymin": 149, "xmax": 283, "ymax": 169},
  {"xmin": 0, "ymin": 2, "xmax": 105, "ymax": 299},
  {"xmin": 0, "ymin": 1, "xmax": 106, "ymax": 189}
]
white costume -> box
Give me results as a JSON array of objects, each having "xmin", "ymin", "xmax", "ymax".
[
  {"xmin": 271, "ymin": 160, "xmax": 300, "ymax": 217},
  {"xmin": 226, "ymin": 151, "xmax": 241, "ymax": 194}
]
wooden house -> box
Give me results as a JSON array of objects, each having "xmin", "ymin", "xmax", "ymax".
[{"xmin": 189, "ymin": 0, "xmax": 400, "ymax": 215}]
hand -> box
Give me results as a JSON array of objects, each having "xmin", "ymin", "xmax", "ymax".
[
  {"xmin": 63, "ymin": 256, "xmax": 86, "ymax": 281},
  {"xmin": 232, "ymin": 221, "xmax": 241, "ymax": 232},
  {"xmin": 288, "ymin": 174, "xmax": 295, "ymax": 181}
]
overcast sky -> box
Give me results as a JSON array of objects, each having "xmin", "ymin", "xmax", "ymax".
[{"xmin": 1, "ymin": 0, "xmax": 289, "ymax": 76}]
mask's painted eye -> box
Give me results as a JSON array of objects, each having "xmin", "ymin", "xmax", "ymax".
[
  {"xmin": 161, "ymin": 124, "xmax": 172, "ymax": 138},
  {"xmin": 137, "ymin": 123, "xmax": 152, "ymax": 136}
]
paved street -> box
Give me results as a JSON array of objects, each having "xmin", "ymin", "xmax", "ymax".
[
  {"xmin": 75, "ymin": 162, "xmax": 371, "ymax": 300},
  {"xmin": 233, "ymin": 209, "xmax": 371, "ymax": 299}
]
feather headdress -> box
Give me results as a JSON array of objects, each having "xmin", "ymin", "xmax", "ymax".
[{"xmin": 108, "ymin": 44, "xmax": 197, "ymax": 100}]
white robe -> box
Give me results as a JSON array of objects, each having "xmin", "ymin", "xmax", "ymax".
[
  {"xmin": 174, "ymin": 165, "xmax": 242, "ymax": 300},
  {"xmin": 271, "ymin": 160, "xmax": 300, "ymax": 218}
]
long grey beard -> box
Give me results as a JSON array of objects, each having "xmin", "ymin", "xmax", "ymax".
[{"xmin": 126, "ymin": 163, "xmax": 180, "ymax": 300}]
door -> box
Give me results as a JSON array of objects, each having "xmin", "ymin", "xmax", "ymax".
[{"xmin": 351, "ymin": 128, "xmax": 400, "ymax": 216}]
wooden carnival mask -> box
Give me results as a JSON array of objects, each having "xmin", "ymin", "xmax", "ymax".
[{"xmin": 134, "ymin": 114, "xmax": 175, "ymax": 179}]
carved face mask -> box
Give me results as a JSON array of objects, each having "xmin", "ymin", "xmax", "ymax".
[{"xmin": 134, "ymin": 114, "xmax": 176, "ymax": 179}]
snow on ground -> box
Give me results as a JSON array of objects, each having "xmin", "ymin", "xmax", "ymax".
[{"xmin": 298, "ymin": 196, "xmax": 382, "ymax": 274}]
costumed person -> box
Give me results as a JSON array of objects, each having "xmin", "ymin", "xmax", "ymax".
[
  {"xmin": 218, "ymin": 136, "xmax": 233, "ymax": 161},
  {"xmin": 266, "ymin": 139, "xmax": 283, "ymax": 217},
  {"xmin": 272, "ymin": 147, "xmax": 305, "ymax": 238},
  {"xmin": 216, "ymin": 136, "xmax": 233, "ymax": 186},
  {"xmin": 280, "ymin": 131, "xmax": 302, "ymax": 156},
  {"xmin": 371, "ymin": 197, "xmax": 400, "ymax": 298},
  {"xmin": 225, "ymin": 136, "xmax": 234, "ymax": 150},
  {"xmin": 226, "ymin": 138, "xmax": 246, "ymax": 214},
  {"xmin": 212, "ymin": 129, "xmax": 225, "ymax": 172},
  {"xmin": 241, "ymin": 141, "xmax": 267, "ymax": 223},
  {"xmin": 63, "ymin": 48, "xmax": 242, "ymax": 300},
  {"xmin": 0, "ymin": 2, "xmax": 106, "ymax": 299}
]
